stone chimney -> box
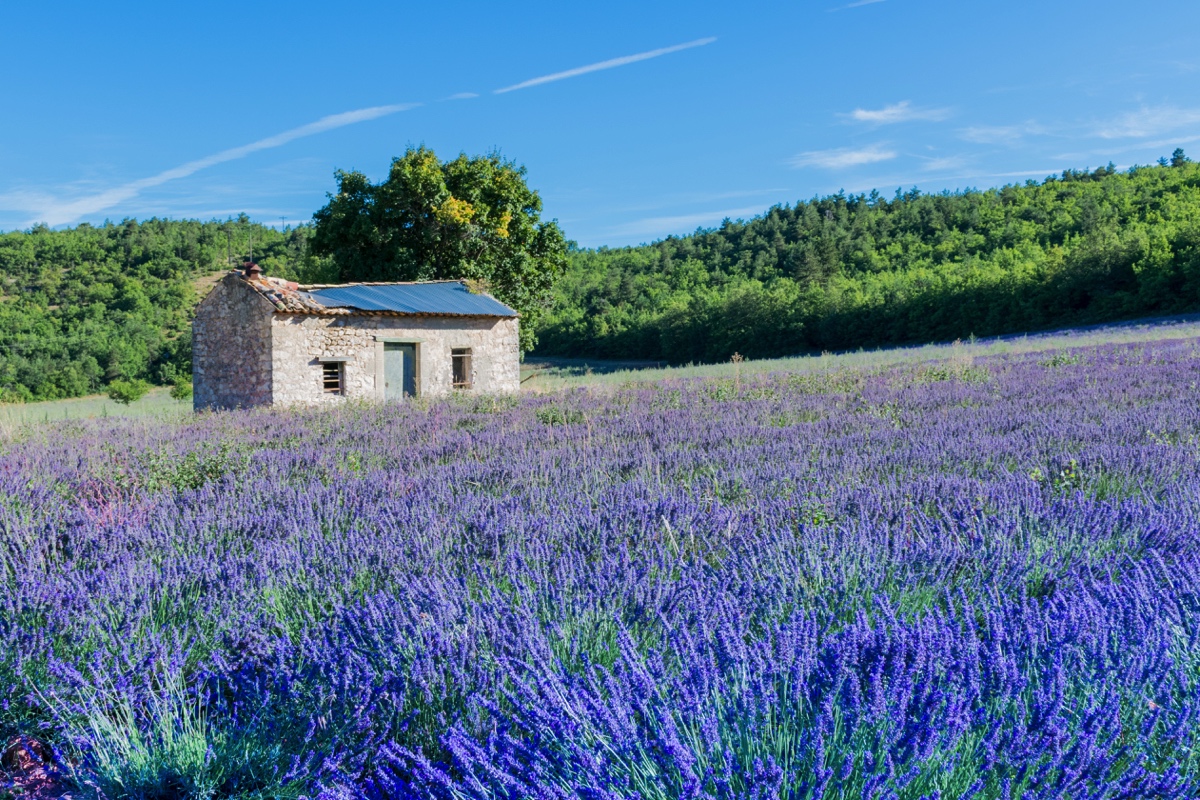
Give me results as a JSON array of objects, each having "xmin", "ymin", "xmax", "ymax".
[{"xmin": 243, "ymin": 262, "xmax": 263, "ymax": 280}]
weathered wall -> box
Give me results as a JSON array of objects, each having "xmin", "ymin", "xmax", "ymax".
[
  {"xmin": 192, "ymin": 274, "xmax": 276, "ymax": 411},
  {"xmin": 270, "ymin": 314, "xmax": 520, "ymax": 406}
]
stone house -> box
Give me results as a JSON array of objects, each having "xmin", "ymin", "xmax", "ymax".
[{"xmin": 192, "ymin": 264, "xmax": 520, "ymax": 411}]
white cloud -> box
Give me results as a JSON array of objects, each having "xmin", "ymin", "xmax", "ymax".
[
  {"xmin": 957, "ymin": 107, "xmax": 1200, "ymax": 147},
  {"xmin": 848, "ymin": 101, "xmax": 950, "ymax": 124},
  {"xmin": 959, "ymin": 122, "xmax": 1045, "ymax": 144},
  {"xmin": 829, "ymin": 0, "xmax": 885, "ymax": 9},
  {"xmin": 0, "ymin": 189, "xmax": 59, "ymax": 212},
  {"xmin": 12, "ymin": 103, "xmax": 418, "ymax": 227},
  {"xmin": 1079, "ymin": 133, "xmax": 1200, "ymax": 159},
  {"xmin": 789, "ymin": 143, "xmax": 897, "ymax": 169},
  {"xmin": 446, "ymin": 92, "xmax": 479, "ymax": 100},
  {"xmin": 1095, "ymin": 106, "xmax": 1200, "ymax": 139},
  {"xmin": 920, "ymin": 155, "xmax": 969, "ymax": 172},
  {"xmin": 610, "ymin": 205, "xmax": 766, "ymax": 238},
  {"xmin": 493, "ymin": 37, "xmax": 717, "ymax": 94}
]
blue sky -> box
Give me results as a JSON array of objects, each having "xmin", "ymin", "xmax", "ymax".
[{"xmin": 3, "ymin": 0, "xmax": 1199, "ymax": 246}]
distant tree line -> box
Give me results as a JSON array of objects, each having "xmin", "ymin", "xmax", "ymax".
[
  {"xmin": 536, "ymin": 150, "xmax": 1200, "ymax": 362},
  {"xmin": 0, "ymin": 216, "xmax": 328, "ymax": 402}
]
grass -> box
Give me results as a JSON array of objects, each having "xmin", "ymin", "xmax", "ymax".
[
  {"xmin": 43, "ymin": 670, "xmax": 301, "ymax": 800},
  {"xmin": 0, "ymin": 388, "xmax": 189, "ymax": 427},
  {"xmin": 5, "ymin": 314, "xmax": 1200, "ymax": 430},
  {"xmin": 521, "ymin": 314, "xmax": 1200, "ymax": 391}
]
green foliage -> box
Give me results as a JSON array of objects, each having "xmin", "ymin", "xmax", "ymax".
[
  {"xmin": 0, "ymin": 216, "xmax": 328, "ymax": 402},
  {"xmin": 107, "ymin": 378, "xmax": 151, "ymax": 405},
  {"xmin": 537, "ymin": 157, "xmax": 1200, "ymax": 362},
  {"xmin": 535, "ymin": 405, "xmax": 586, "ymax": 425},
  {"xmin": 169, "ymin": 379, "xmax": 194, "ymax": 402},
  {"xmin": 1030, "ymin": 458, "xmax": 1084, "ymax": 494},
  {"xmin": 311, "ymin": 147, "xmax": 569, "ymax": 351},
  {"xmin": 102, "ymin": 441, "xmax": 249, "ymax": 494},
  {"xmin": 49, "ymin": 671, "xmax": 301, "ymax": 800},
  {"xmin": 1039, "ymin": 351, "xmax": 1086, "ymax": 368},
  {"xmin": 913, "ymin": 363, "xmax": 991, "ymax": 383},
  {"xmin": 62, "ymin": 673, "xmax": 217, "ymax": 800}
]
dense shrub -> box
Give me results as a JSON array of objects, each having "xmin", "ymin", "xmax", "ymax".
[
  {"xmin": 169, "ymin": 379, "xmax": 193, "ymax": 402},
  {"xmin": 106, "ymin": 378, "xmax": 151, "ymax": 405}
]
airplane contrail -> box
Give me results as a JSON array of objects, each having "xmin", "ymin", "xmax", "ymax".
[
  {"xmin": 11, "ymin": 36, "xmax": 717, "ymax": 227},
  {"xmin": 494, "ymin": 37, "xmax": 717, "ymax": 94},
  {"xmin": 20, "ymin": 104, "xmax": 419, "ymax": 227}
]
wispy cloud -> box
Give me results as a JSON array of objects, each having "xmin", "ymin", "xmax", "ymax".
[
  {"xmin": 920, "ymin": 155, "xmax": 969, "ymax": 172},
  {"xmin": 959, "ymin": 121, "xmax": 1046, "ymax": 144},
  {"xmin": 957, "ymin": 108, "xmax": 1200, "ymax": 146},
  {"xmin": 610, "ymin": 205, "xmax": 766, "ymax": 239},
  {"xmin": 1095, "ymin": 106, "xmax": 1200, "ymax": 139},
  {"xmin": 1045, "ymin": 133, "xmax": 1200, "ymax": 166},
  {"xmin": 789, "ymin": 143, "xmax": 896, "ymax": 169},
  {"xmin": 9, "ymin": 104, "xmax": 418, "ymax": 227},
  {"xmin": 848, "ymin": 101, "xmax": 950, "ymax": 124},
  {"xmin": 493, "ymin": 37, "xmax": 717, "ymax": 94},
  {"xmin": 446, "ymin": 92, "xmax": 479, "ymax": 100},
  {"xmin": 829, "ymin": 0, "xmax": 885, "ymax": 10}
]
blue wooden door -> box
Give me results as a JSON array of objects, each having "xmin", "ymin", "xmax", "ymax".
[{"xmin": 384, "ymin": 343, "xmax": 416, "ymax": 400}]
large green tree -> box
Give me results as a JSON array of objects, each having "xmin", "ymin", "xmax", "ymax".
[{"xmin": 310, "ymin": 147, "xmax": 568, "ymax": 351}]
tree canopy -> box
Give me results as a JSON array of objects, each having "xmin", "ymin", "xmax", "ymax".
[{"xmin": 311, "ymin": 147, "xmax": 568, "ymax": 351}]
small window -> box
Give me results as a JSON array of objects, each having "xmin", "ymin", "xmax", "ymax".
[
  {"xmin": 322, "ymin": 361, "xmax": 344, "ymax": 394},
  {"xmin": 451, "ymin": 348, "xmax": 473, "ymax": 390}
]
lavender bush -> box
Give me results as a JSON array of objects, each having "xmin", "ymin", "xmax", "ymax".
[{"xmin": 2, "ymin": 338, "xmax": 1199, "ymax": 799}]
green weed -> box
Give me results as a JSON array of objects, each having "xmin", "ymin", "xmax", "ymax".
[
  {"xmin": 1039, "ymin": 351, "xmax": 1086, "ymax": 368},
  {"xmin": 535, "ymin": 406, "xmax": 587, "ymax": 425}
]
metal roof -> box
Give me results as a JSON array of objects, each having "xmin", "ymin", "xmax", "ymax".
[{"xmin": 302, "ymin": 281, "xmax": 517, "ymax": 317}]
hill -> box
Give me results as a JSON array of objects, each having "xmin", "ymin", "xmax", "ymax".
[
  {"xmin": 536, "ymin": 155, "xmax": 1200, "ymax": 363},
  {"xmin": 4, "ymin": 156, "xmax": 1200, "ymax": 401}
]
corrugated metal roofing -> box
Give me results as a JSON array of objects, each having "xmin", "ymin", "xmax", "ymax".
[{"xmin": 302, "ymin": 281, "xmax": 517, "ymax": 317}]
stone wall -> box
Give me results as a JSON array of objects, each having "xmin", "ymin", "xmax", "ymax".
[
  {"xmin": 192, "ymin": 274, "xmax": 275, "ymax": 411},
  {"xmin": 270, "ymin": 314, "xmax": 520, "ymax": 406}
]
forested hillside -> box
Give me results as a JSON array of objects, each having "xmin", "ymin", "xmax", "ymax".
[
  {"xmin": 4, "ymin": 156, "xmax": 1200, "ymax": 402},
  {"xmin": 0, "ymin": 217, "xmax": 326, "ymax": 401},
  {"xmin": 537, "ymin": 154, "xmax": 1200, "ymax": 362}
]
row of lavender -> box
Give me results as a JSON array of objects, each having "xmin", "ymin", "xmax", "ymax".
[{"xmin": 1, "ymin": 339, "xmax": 1199, "ymax": 798}]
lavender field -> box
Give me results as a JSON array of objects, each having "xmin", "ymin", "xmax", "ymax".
[{"xmin": 2, "ymin": 336, "xmax": 1200, "ymax": 799}]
